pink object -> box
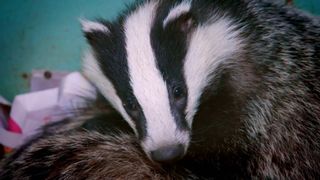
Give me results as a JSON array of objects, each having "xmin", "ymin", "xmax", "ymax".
[
  {"xmin": 7, "ymin": 117, "xmax": 22, "ymax": 134},
  {"xmin": 0, "ymin": 72, "xmax": 97, "ymax": 148},
  {"xmin": 0, "ymin": 97, "xmax": 24, "ymax": 148}
]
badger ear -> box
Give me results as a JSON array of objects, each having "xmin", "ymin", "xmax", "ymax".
[
  {"xmin": 80, "ymin": 18, "xmax": 110, "ymax": 34},
  {"xmin": 163, "ymin": 12, "xmax": 196, "ymax": 35},
  {"xmin": 80, "ymin": 18, "xmax": 111, "ymax": 45},
  {"xmin": 173, "ymin": 13, "xmax": 196, "ymax": 33},
  {"xmin": 163, "ymin": 1, "xmax": 196, "ymax": 33}
]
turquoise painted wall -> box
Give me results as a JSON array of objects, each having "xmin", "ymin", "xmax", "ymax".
[
  {"xmin": 0, "ymin": 0, "xmax": 133, "ymax": 101},
  {"xmin": 0, "ymin": 0, "xmax": 318, "ymax": 101},
  {"xmin": 295, "ymin": 0, "xmax": 320, "ymax": 15}
]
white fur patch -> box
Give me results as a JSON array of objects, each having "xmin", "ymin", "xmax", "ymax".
[
  {"xmin": 163, "ymin": 0, "xmax": 192, "ymax": 28},
  {"xmin": 80, "ymin": 19, "xmax": 109, "ymax": 33},
  {"xmin": 184, "ymin": 18, "xmax": 244, "ymax": 126},
  {"xmin": 82, "ymin": 51, "xmax": 136, "ymax": 134},
  {"xmin": 124, "ymin": 1, "xmax": 190, "ymax": 153}
]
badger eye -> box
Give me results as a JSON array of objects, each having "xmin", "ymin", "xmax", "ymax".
[
  {"xmin": 173, "ymin": 86, "xmax": 185, "ymax": 99},
  {"xmin": 124, "ymin": 99, "xmax": 138, "ymax": 111}
]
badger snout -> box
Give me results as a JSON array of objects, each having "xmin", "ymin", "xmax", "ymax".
[
  {"xmin": 150, "ymin": 144, "xmax": 185, "ymax": 163},
  {"xmin": 142, "ymin": 130, "xmax": 190, "ymax": 163}
]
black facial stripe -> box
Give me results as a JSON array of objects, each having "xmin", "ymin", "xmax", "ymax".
[
  {"xmin": 150, "ymin": 2, "xmax": 190, "ymax": 131},
  {"xmin": 167, "ymin": 84, "xmax": 190, "ymax": 131},
  {"xmin": 87, "ymin": 23, "xmax": 130, "ymax": 96},
  {"xmin": 87, "ymin": 22, "xmax": 147, "ymax": 139},
  {"xmin": 124, "ymin": 103, "xmax": 147, "ymax": 140}
]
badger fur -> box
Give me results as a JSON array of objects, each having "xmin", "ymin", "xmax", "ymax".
[
  {"xmin": 0, "ymin": 118, "xmax": 196, "ymax": 180},
  {"xmin": 1, "ymin": 0, "xmax": 320, "ymax": 179}
]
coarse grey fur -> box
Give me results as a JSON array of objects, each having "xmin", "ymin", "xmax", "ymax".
[
  {"xmin": 0, "ymin": 99, "xmax": 198, "ymax": 180},
  {"xmin": 0, "ymin": 128, "xmax": 197, "ymax": 180},
  {"xmin": 1, "ymin": 0, "xmax": 320, "ymax": 179}
]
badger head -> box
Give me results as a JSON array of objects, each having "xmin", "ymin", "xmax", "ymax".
[{"xmin": 81, "ymin": 0, "xmax": 243, "ymax": 163}]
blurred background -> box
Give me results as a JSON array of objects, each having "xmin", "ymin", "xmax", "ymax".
[{"xmin": 0, "ymin": 0, "xmax": 319, "ymax": 101}]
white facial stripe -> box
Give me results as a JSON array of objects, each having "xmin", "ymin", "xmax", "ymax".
[
  {"xmin": 184, "ymin": 18, "xmax": 244, "ymax": 126},
  {"xmin": 163, "ymin": 0, "xmax": 192, "ymax": 28},
  {"xmin": 124, "ymin": 1, "xmax": 189, "ymax": 152},
  {"xmin": 80, "ymin": 19, "xmax": 109, "ymax": 33},
  {"xmin": 82, "ymin": 51, "xmax": 137, "ymax": 134}
]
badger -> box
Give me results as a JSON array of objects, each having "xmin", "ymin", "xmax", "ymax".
[{"xmin": 1, "ymin": 0, "xmax": 320, "ymax": 179}]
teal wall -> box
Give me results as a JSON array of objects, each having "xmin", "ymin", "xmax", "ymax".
[
  {"xmin": 0, "ymin": 0, "xmax": 133, "ymax": 101},
  {"xmin": 0, "ymin": 0, "xmax": 318, "ymax": 101},
  {"xmin": 295, "ymin": 0, "xmax": 320, "ymax": 15}
]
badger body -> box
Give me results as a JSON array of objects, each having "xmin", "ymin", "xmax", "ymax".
[{"xmin": 1, "ymin": 0, "xmax": 320, "ymax": 179}]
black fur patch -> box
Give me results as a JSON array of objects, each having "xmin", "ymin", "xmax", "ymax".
[
  {"xmin": 150, "ymin": 1, "xmax": 195, "ymax": 131},
  {"xmin": 84, "ymin": 20, "xmax": 147, "ymax": 139}
]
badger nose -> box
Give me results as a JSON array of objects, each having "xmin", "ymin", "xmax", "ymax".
[{"xmin": 150, "ymin": 144, "xmax": 184, "ymax": 163}]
